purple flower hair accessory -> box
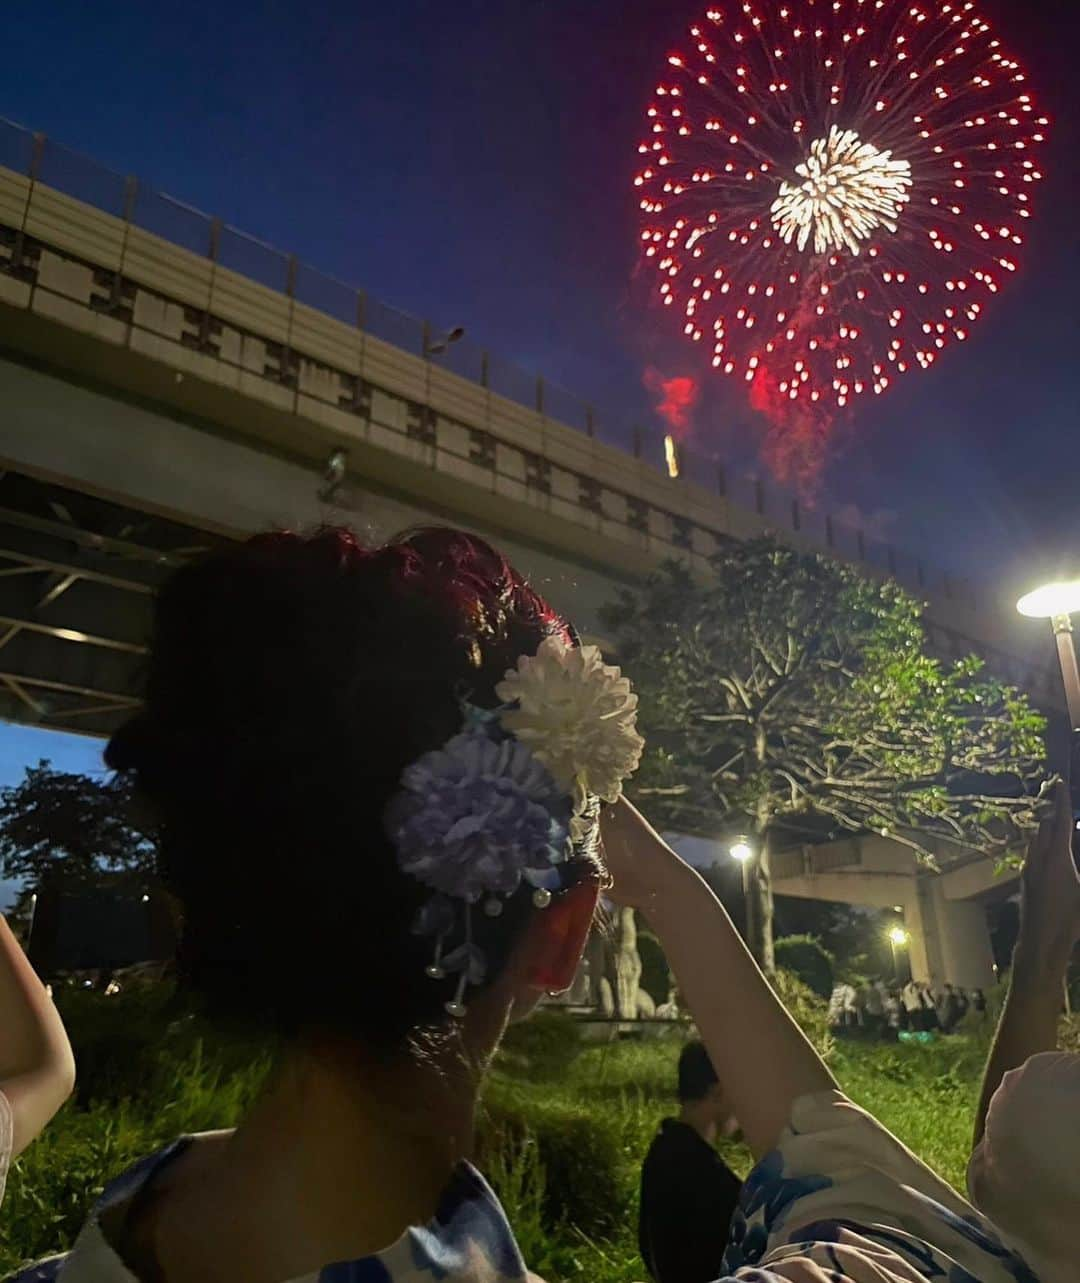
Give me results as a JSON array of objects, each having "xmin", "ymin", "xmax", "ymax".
[{"xmin": 387, "ymin": 721, "xmax": 572, "ymax": 905}]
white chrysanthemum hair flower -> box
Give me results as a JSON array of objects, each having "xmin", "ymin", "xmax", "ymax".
[{"xmin": 495, "ymin": 635, "xmax": 645, "ymax": 822}]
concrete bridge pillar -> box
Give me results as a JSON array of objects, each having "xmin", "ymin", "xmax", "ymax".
[
  {"xmin": 914, "ymin": 877, "xmax": 996, "ymax": 989},
  {"xmin": 771, "ymin": 832, "xmax": 1004, "ymax": 991}
]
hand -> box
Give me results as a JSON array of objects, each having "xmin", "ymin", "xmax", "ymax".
[
  {"xmin": 599, "ymin": 796, "xmax": 694, "ymax": 912},
  {"xmin": 1018, "ymin": 777, "xmax": 1080, "ymax": 964}
]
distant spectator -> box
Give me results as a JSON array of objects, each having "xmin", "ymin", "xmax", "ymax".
[
  {"xmin": 828, "ymin": 981, "xmax": 857, "ymax": 1035},
  {"xmin": 956, "ymin": 988, "xmax": 970, "ymax": 1023},
  {"xmin": 883, "ymin": 990, "xmax": 902, "ymax": 1042},
  {"xmin": 937, "ymin": 983, "xmax": 961, "ymax": 1035},
  {"xmin": 862, "ymin": 979, "xmax": 886, "ymax": 1039},
  {"xmin": 919, "ymin": 982, "xmax": 939, "ymax": 1032},
  {"xmin": 639, "ymin": 1041, "xmax": 742, "ymax": 1283},
  {"xmin": 901, "ymin": 979, "xmax": 923, "ymax": 1030},
  {"xmin": 972, "ymin": 988, "xmax": 988, "ymax": 1016}
]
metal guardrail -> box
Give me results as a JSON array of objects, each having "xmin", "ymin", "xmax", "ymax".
[{"xmin": 0, "ymin": 115, "xmax": 979, "ymax": 611}]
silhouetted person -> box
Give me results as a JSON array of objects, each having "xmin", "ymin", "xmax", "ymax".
[
  {"xmin": 639, "ymin": 1041, "xmax": 742, "ymax": 1283},
  {"xmin": 884, "ymin": 990, "xmax": 902, "ymax": 1042},
  {"xmin": 938, "ymin": 983, "xmax": 961, "ymax": 1034}
]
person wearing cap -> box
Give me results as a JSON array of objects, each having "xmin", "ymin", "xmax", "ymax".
[{"xmin": 638, "ymin": 1041, "xmax": 742, "ymax": 1283}]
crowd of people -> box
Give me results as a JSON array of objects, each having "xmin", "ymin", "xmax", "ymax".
[
  {"xmin": 0, "ymin": 525, "xmax": 1074, "ymax": 1283},
  {"xmin": 828, "ymin": 977, "xmax": 989, "ymax": 1040}
]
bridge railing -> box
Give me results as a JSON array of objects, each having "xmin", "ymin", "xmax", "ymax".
[{"xmin": 0, "ymin": 117, "xmax": 980, "ymax": 614}]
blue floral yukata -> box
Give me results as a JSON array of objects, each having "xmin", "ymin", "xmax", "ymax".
[
  {"xmin": 3, "ymin": 1090, "xmax": 1044, "ymax": 1282},
  {"xmin": 4, "ymin": 1144, "xmax": 528, "ymax": 1283}
]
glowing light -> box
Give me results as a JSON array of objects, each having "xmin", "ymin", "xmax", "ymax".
[
  {"xmin": 888, "ymin": 926, "xmax": 910, "ymax": 946},
  {"xmin": 770, "ymin": 126, "xmax": 912, "ymax": 255},
  {"xmin": 1017, "ymin": 581, "xmax": 1080, "ymax": 619},
  {"xmin": 730, "ymin": 838, "xmax": 754, "ymax": 862},
  {"xmin": 636, "ymin": 0, "xmax": 1048, "ymax": 485},
  {"xmin": 664, "ymin": 433, "xmax": 681, "ymax": 477}
]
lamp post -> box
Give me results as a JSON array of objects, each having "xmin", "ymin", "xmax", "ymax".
[
  {"xmin": 888, "ymin": 925, "xmax": 909, "ymax": 984},
  {"xmin": 1017, "ymin": 579, "xmax": 1080, "ymax": 1013},
  {"xmin": 1016, "ymin": 579, "xmax": 1080, "ymax": 732},
  {"xmin": 729, "ymin": 835, "xmax": 754, "ymax": 941},
  {"xmin": 422, "ymin": 324, "xmax": 466, "ymax": 358}
]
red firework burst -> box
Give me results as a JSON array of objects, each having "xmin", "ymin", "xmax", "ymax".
[{"xmin": 635, "ymin": 0, "xmax": 1049, "ymax": 478}]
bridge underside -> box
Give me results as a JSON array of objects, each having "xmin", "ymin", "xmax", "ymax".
[
  {"xmin": 0, "ymin": 354, "xmax": 630, "ymax": 738},
  {"xmin": 773, "ymin": 833, "xmax": 1017, "ymax": 989},
  {"xmin": 0, "ymin": 469, "xmax": 216, "ymax": 738}
]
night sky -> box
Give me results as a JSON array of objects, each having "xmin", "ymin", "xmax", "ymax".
[
  {"xmin": 0, "ymin": 0, "xmax": 1076, "ymax": 905},
  {"xmin": 2, "ymin": 0, "xmax": 1078, "ymax": 585}
]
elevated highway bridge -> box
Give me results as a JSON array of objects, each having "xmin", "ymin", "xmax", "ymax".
[{"xmin": 0, "ymin": 121, "xmax": 1058, "ymax": 984}]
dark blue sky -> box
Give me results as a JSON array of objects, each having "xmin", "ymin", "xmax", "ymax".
[
  {"xmin": 0, "ymin": 0, "xmax": 1076, "ymax": 906},
  {"xmin": 3, "ymin": 0, "xmax": 1078, "ymax": 583}
]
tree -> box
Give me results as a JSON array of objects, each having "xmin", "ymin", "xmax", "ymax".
[
  {"xmin": 0, "ymin": 762, "xmax": 157, "ymax": 926},
  {"xmin": 774, "ymin": 934, "xmax": 834, "ymax": 999},
  {"xmin": 602, "ymin": 538, "xmax": 1048, "ymax": 971}
]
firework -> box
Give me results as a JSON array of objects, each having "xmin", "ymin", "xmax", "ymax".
[{"xmin": 635, "ymin": 0, "xmax": 1048, "ymax": 453}]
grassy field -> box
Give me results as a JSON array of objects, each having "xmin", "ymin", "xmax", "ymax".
[{"xmin": 0, "ymin": 987, "xmax": 993, "ymax": 1281}]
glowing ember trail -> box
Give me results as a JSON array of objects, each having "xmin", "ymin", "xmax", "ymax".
[{"xmin": 635, "ymin": 0, "xmax": 1049, "ymax": 485}]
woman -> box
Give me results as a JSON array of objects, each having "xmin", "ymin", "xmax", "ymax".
[
  {"xmin": 10, "ymin": 526, "xmax": 640, "ymax": 1282},
  {"xmin": 0, "ymin": 908, "xmax": 76, "ymax": 1210},
  {"xmin": 12, "ymin": 525, "xmax": 1045, "ymax": 1281}
]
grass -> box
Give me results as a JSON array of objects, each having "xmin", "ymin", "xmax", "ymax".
[{"xmin": 0, "ymin": 990, "xmax": 996, "ymax": 1281}]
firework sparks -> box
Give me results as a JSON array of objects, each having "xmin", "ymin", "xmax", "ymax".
[
  {"xmin": 635, "ymin": 0, "xmax": 1049, "ymax": 479},
  {"xmin": 770, "ymin": 126, "xmax": 912, "ymax": 255}
]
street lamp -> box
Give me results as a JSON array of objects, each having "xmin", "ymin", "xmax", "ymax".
[
  {"xmin": 887, "ymin": 925, "xmax": 909, "ymax": 982},
  {"xmin": 1017, "ymin": 579, "xmax": 1080, "ymax": 731},
  {"xmin": 729, "ymin": 837, "xmax": 754, "ymax": 863},
  {"xmin": 728, "ymin": 837, "xmax": 755, "ymax": 945},
  {"xmin": 423, "ymin": 325, "xmax": 466, "ymax": 357}
]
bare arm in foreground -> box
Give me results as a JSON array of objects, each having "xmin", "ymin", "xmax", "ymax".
[
  {"xmin": 0, "ymin": 912, "xmax": 75, "ymax": 1157},
  {"xmin": 973, "ymin": 778, "xmax": 1080, "ymax": 1149},
  {"xmin": 601, "ymin": 799, "xmax": 836, "ymax": 1160}
]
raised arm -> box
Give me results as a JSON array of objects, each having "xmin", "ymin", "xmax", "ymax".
[
  {"xmin": 973, "ymin": 778, "xmax": 1080, "ymax": 1149},
  {"xmin": 0, "ymin": 912, "xmax": 75, "ymax": 1158},
  {"xmin": 601, "ymin": 799, "xmax": 835, "ymax": 1160}
]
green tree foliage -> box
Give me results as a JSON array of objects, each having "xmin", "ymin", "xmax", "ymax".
[
  {"xmin": 774, "ymin": 934, "xmax": 835, "ymax": 999},
  {"xmin": 602, "ymin": 538, "xmax": 1049, "ymax": 970},
  {"xmin": 0, "ymin": 761, "xmax": 157, "ymax": 919}
]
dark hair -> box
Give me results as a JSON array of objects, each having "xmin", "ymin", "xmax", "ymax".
[
  {"xmin": 106, "ymin": 527, "xmax": 594, "ymax": 1052},
  {"xmin": 677, "ymin": 1041, "xmax": 719, "ymax": 1102}
]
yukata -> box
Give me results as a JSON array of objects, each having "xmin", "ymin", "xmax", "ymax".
[
  {"xmin": 714, "ymin": 1090, "xmax": 1041, "ymax": 1283},
  {"xmin": 5, "ymin": 1143, "xmax": 528, "ymax": 1283},
  {"xmin": 4, "ymin": 1089, "xmax": 1051, "ymax": 1283}
]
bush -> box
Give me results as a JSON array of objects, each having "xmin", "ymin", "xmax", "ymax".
[
  {"xmin": 479, "ymin": 1093, "xmax": 627, "ymax": 1241},
  {"xmin": 498, "ymin": 1008, "xmax": 583, "ymax": 1080},
  {"xmin": 636, "ymin": 927, "xmax": 671, "ymax": 1006},
  {"xmin": 774, "ymin": 935, "xmax": 834, "ymax": 1000},
  {"xmin": 770, "ymin": 966, "xmax": 832, "ymax": 1055},
  {"xmin": 52, "ymin": 982, "xmax": 271, "ymax": 1111}
]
